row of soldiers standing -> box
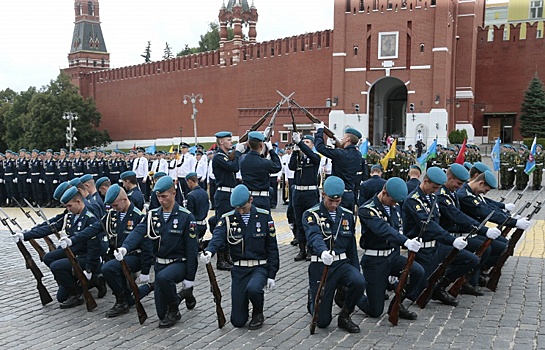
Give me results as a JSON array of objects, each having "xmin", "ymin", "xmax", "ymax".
[{"xmin": 499, "ymin": 143, "xmax": 544, "ymax": 191}]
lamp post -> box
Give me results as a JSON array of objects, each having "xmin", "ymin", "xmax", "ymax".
[
  {"xmin": 63, "ymin": 112, "xmax": 78, "ymax": 152},
  {"xmin": 183, "ymin": 93, "xmax": 203, "ymax": 145}
]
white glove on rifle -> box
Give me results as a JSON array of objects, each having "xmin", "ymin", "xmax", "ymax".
[
  {"xmin": 52, "ymin": 179, "xmax": 58, "ymax": 184},
  {"xmin": 320, "ymin": 250, "xmax": 335, "ymax": 266},
  {"xmin": 83, "ymin": 270, "xmax": 92, "ymax": 281},
  {"xmin": 26, "ymin": 178, "xmax": 31, "ymax": 183},
  {"xmin": 264, "ymin": 141, "xmax": 273, "ymax": 152},
  {"xmin": 314, "ymin": 122, "xmax": 325, "ymax": 130},
  {"xmin": 59, "ymin": 237, "xmax": 72, "ymax": 249},
  {"xmin": 453, "ymin": 237, "xmax": 467, "ymax": 250},
  {"xmin": 114, "ymin": 247, "xmax": 127, "ymax": 261},
  {"xmin": 516, "ymin": 218, "xmax": 531, "ymax": 230},
  {"xmin": 13, "ymin": 178, "xmax": 17, "ymax": 184},
  {"xmin": 200, "ymin": 251, "xmax": 212, "ymax": 265},
  {"xmin": 486, "ymin": 227, "xmax": 501, "ymax": 240},
  {"xmin": 182, "ymin": 280, "xmax": 194, "ymax": 290},
  {"xmin": 266, "ymin": 278, "xmax": 276, "ymax": 291},
  {"xmin": 39, "ymin": 179, "xmax": 44, "ymax": 184},
  {"xmin": 11, "ymin": 232, "xmax": 24, "ymax": 243},
  {"xmin": 235, "ymin": 142, "xmax": 246, "ymax": 153},
  {"xmin": 504, "ymin": 203, "xmax": 516, "ymax": 212},
  {"xmin": 403, "ymin": 238, "xmax": 422, "ymax": 252},
  {"xmin": 135, "ymin": 274, "xmax": 149, "ymax": 284},
  {"xmin": 292, "ymin": 132, "xmax": 301, "ymax": 144},
  {"xmin": 293, "ymin": 144, "xmax": 300, "ymax": 151}
]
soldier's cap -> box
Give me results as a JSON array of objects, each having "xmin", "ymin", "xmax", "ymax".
[
  {"xmin": 129, "ymin": 150, "xmax": 136, "ymax": 154},
  {"xmin": 215, "ymin": 131, "xmax": 232, "ymax": 138},
  {"xmin": 230, "ymin": 184, "xmax": 251, "ymax": 208},
  {"xmin": 538, "ymin": 144, "xmax": 543, "ymax": 149},
  {"xmin": 323, "ymin": 176, "xmax": 345, "ymax": 199},
  {"xmin": 410, "ymin": 164, "xmax": 422, "ymax": 173},
  {"xmin": 371, "ymin": 164, "xmax": 383, "ymax": 172},
  {"xmin": 95, "ymin": 176, "xmax": 109, "ymax": 189},
  {"xmin": 278, "ymin": 149, "xmax": 285, "ymax": 155},
  {"xmin": 426, "ymin": 167, "xmax": 447, "ymax": 185},
  {"xmin": 54, "ymin": 152, "xmax": 60, "ymax": 156},
  {"xmin": 83, "ymin": 150, "xmax": 89, "ymax": 154},
  {"xmin": 186, "ymin": 172, "xmax": 198, "ymax": 180},
  {"xmin": 195, "ymin": 144, "xmax": 204, "ymax": 149},
  {"xmin": 5, "ymin": 149, "xmax": 12, "ymax": 154},
  {"xmin": 69, "ymin": 151, "xmax": 74, "ymax": 154},
  {"xmin": 344, "ymin": 127, "xmax": 362, "ymax": 139},
  {"xmin": 154, "ymin": 176, "xmax": 174, "ymax": 194},
  {"xmin": 385, "ymin": 177, "xmax": 408, "ymax": 202},
  {"xmin": 153, "ymin": 171, "xmax": 166, "ymax": 179},
  {"xmin": 32, "ymin": 149, "xmax": 39, "ymax": 153},
  {"xmin": 69, "ymin": 177, "xmax": 81, "ymax": 187},
  {"xmin": 53, "ymin": 182, "xmax": 71, "ymax": 201},
  {"xmin": 196, "ymin": 150, "xmax": 204, "ymax": 156},
  {"xmin": 120, "ymin": 170, "xmax": 136, "ymax": 180},
  {"xmin": 60, "ymin": 148, "xmax": 68, "ymax": 153},
  {"xmin": 60, "ymin": 187, "xmax": 79, "ymax": 204},
  {"xmin": 303, "ymin": 135, "xmax": 315, "ymax": 143},
  {"xmin": 180, "ymin": 142, "xmax": 190, "ymax": 148},
  {"xmin": 463, "ymin": 162, "xmax": 472, "ymax": 171},
  {"xmin": 0, "ymin": 153, "xmax": 4, "ymax": 157},
  {"xmin": 75, "ymin": 148, "xmax": 82, "ymax": 152},
  {"xmin": 46, "ymin": 149, "xmax": 53, "ymax": 153},
  {"xmin": 39, "ymin": 151, "xmax": 45, "ymax": 155},
  {"xmin": 248, "ymin": 131, "xmax": 265, "ymax": 142},
  {"xmin": 449, "ymin": 163, "xmax": 469, "ymax": 182},
  {"xmin": 104, "ymin": 184, "xmax": 121, "ymax": 205},
  {"xmin": 520, "ymin": 144, "xmax": 528, "ymax": 150},
  {"xmin": 80, "ymin": 174, "xmax": 94, "ymax": 184},
  {"xmin": 472, "ymin": 162, "xmax": 490, "ymax": 174},
  {"xmin": 19, "ymin": 148, "xmax": 26, "ymax": 153},
  {"xmin": 474, "ymin": 145, "xmax": 480, "ymax": 151},
  {"xmin": 483, "ymin": 170, "xmax": 498, "ymax": 189},
  {"xmin": 407, "ymin": 144, "xmax": 413, "ymax": 148}
]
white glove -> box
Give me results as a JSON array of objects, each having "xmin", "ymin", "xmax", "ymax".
[
  {"xmin": 264, "ymin": 141, "xmax": 273, "ymax": 151},
  {"xmin": 314, "ymin": 122, "xmax": 325, "ymax": 130},
  {"xmin": 135, "ymin": 274, "xmax": 149, "ymax": 284},
  {"xmin": 53, "ymin": 180, "xmax": 58, "ymax": 184},
  {"xmin": 292, "ymin": 132, "xmax": 301, "ymax": 144},
  {"xmin": 11, "ymin": 232, "xmax": 24, "ymax": 243},
  {"xmin": 453, "ymin": 237, "xmax": 467, "ymax": 250},
  {"xmin": 235, "ymin": 142, "xmax": 246, "ymax": 153},
  {"xmin": 26, "ymin": 178, "xmax": 31, "ymax": 183},
  {"xmin": 13, "ymin": 178, "xmax": 17, "ymax": 184},
  {"xmin": 486, "ymin": 227, "xmax": 501, "ymax": 240},
  {"xmin": 182, "ymin": 280, "xmax": 194, "ymax": 290},
  {"xmin": 59, "ymin": 237, "xmax": 72, "ymax": 249},
  {"xmin": 83, "ymin": 270, "xmax": 92, "ymax": 281},
  {"xmin": 0, "ymin": 179, "xmax": 3, "ymax": 183},
  {"xmin": 39, "ymin": 179, "xmax": 44, "ymax": 184},
  {"xmin": 143, "ymin": 203, "xmax": 149, "ymax": 211},
  {"xmin": 320, "ymin": 250, "xmax": 335, "ymax": 266},
  {"xmin": 505, "ymin": 203, "xmax": 516, "ymax": 212},
  {"xmin": 266, "ymin": 278, "xmax": 276, "ymax": 291},
  {"xmin": 114, "ymin": 247, "xmax": 127, "ymax": 261},
  {"xmin": 516, "ymin": 218, "xmax": 531, "ymax": 230},
  {"xmin": 293, "ymin": 144, "xmax": 300, "ymax": 151},
  {"xmin": 200, "ymin": 251, "xmax": 212, "ymax": 265},
  {"xmin": 403, "ymin": 238, "xmax": 422, "ymax": 252},
  {"xmin": 513, "ymin": 214, "xmax": 522, "ymax": 220}
]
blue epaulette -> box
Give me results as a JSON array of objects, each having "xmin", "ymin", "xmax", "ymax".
[
  {"xmin": 178, "ymin": 206, "xmax": 191, "ymax": 215},
  {"xmin": 256, "ymin": 208, "xmax": 269, "ymax": 215},
  {"xmin": 222, "ymin": 210, "xmax": 236, "ymax": 218},
  {"xmin": 308, "ymin": 204, "xmax": 320, "ymax": 212},
  {"xmin": 340, "ymin": 207, "xmax": 352, "ymax": 214},
  {"xmin": 132, "ymin": 207, "xmax": 143, "ymax": 215}
]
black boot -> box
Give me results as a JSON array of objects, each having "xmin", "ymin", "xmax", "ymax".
[
  {"xmin": 59, "ymin": 288, "xmax": 84, "ymax": 309},
  {"xmin": 431, "ymin": 278, "xmax": 459, "ymax": 307},
  {"xmin": 294, "ymin": 243, "xmax": 307, "ymax": 261},
  {"xmin": 216, "ymin": 251, "xmax": 232, "ymax": 271},
  {"xmin": 338, "ymin": 308, "xmax": 360, "ymax": 333},
  {"xmin": 248, "ymin": 309, "xmax": 264, "ymax": 330},
  {"xmin": 388, "ymin": 297, "xmax": 418, "ymax": 320},
  {"xmin": 158, "ymin": 303, "xmax": 181, "ymax": 328},
  {"xmin": 106, "ymin": 294, "xmax": 130, "ymax": 317},
  {"xmin": 92, "ymin": 274, "xmax": 107, "ymax": 299},
  {"xmin": 177, "ymin": 286, "xmax": 196, "ymax": 310},
  {"xmin": 334, "ymin": 286, "xmax": 346, "ymax": 309},
  {"xmin": 459, "ymin": 281, "xmax": 484, "ymax": 296}
]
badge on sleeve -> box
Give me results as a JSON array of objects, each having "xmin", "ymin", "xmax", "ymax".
[
  {"xmin": 415, "ymin": 204, "xmax": 421, "ymax": 211},
  {"xmin": 307, "ymin": 216, "xmax": 314, "ymax": 223},
  {"xmin": 445, "ymin": 199, "xmax": 452, "ymax": 206},
  {"xmin": 189, "ymin": 221, "xmax": 197, "ymax": 239},
  {"xmin": 268, "ymin": 221, "xmax": 276, "ymax": 237}
]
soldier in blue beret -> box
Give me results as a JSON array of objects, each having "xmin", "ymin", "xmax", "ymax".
[
  {"xmin": 357, "ymin": 177, "xmax": 424, "ymax": 321},
  {"xmin": 201, "ymin": 184, "xmax": 280, "ymax": 330},
  {"xmin": 115, "ymin": 176, "xmax": 199, "ymax": 328},
  {"xmin": 469, "ymin": 162, "xmax": 490, "ymax": 180},
  {"xmin": 406, "ymin": 165, "xmax": 422, "ymax": 194},
  {"xmin": 29, "ymin": 148, "xmax": 43, "ymax": 206},
  {"xmin": 42, "ymin": 148, "xmax": 57, "ymax": 207},
  {"xmin": 95, "ymin": 176, "xmax": 111, "ymax": 200},
  {"xmin": 303, "ymin": 176, "xmax": 366, "ymax": 333},
  {"xmin": 76, "ymin": 174, "xmax": 105, "ymax": 218},
  {"xmin": 184, "ymin": 172, "xmax": 209, "ymax": 241},
  {"xmin": 57, "ymin": 148, "xmax": 70, "ymax": 191},
  {"xmin": 359, "ymin": 164, "xmax": 386, "ymax": 206},
  {"xmin": 71, "ymin": 148, "xmax": 85, "ymax": 180},
  {"xmin": 107, "ymin": 150, "xmax": 123, "ymax": 185},
  {"xmin": 2, "ymin": 151, "xmax": 17, "ymax": 206},
  {"xmin": 514, "ymin": 146, "xmax": 529, "ymax": 190},
  {"xmin": 150, "ymin": 171, "xmax": 180, "ymax": 210},
  {"xmin": 16, "ymin": 148, "xmax": 31, "ymax": 206},
  {"xmin": 85, "ymin": 149, "xmax": 100, "ymax": 183},
  {"xmin": 120, "ymin": 170, "xmax": 144, "ymax": 211},
  {"xmin": 402, "ymin": 167, "xmax": 479, "ymax": 307}
]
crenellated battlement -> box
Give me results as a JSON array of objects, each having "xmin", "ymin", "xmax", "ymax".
[
  {"xmin": 478, "ymin": 21, "xmax": 545, "ymax": 45},
  {"xmin": 344, "ymin": 0, "xmax": 437, "ymax": 16}
]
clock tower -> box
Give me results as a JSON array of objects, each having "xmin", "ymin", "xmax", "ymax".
[{"xmin": 63, "ymin": 0, "xmax": 109, "ymax": 90}]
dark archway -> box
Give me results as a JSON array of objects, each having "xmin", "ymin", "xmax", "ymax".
[{"xmin": 369, "ymin": 77, "xmax": 407, "ymax": 146}]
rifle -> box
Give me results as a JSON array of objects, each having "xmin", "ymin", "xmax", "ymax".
[
  {"xmin": 10, "ymin": 199, "xmax": 56, "ymax": 252},
  {"xmin": 12, "ymin": 197, "xmax": 37, "ymax": 224},
  {"xmin": 3, "ymin": 215, "xmax": 53, "ymax": 306},
  {"xmin": 513, "ymin": 183, "xmax": 531, "ymax": 205},
  {"xmin": 35, "ymin": 206, "xmax": 97, "ymax": 311},
  {"xmin": 25, "ymin": 199, "xmax": 62, "ymax": 239},
  {"xmin": 486, "ymin": 188, "xmax": 544, "ymax": 291},
  {"xmin": 0, "ymin": 209, "xmax": 46, "ymax": 260},
  {"xmin": 263, "ymin": 103, "xmax": 281, "ymax": 143},
  {"xmin": 205, "ymin": 262, "xmax": 226, "ymax": 328},
  {"xmin": 499, "ymin": 185, "xmax": 516, "ymax": 203}
]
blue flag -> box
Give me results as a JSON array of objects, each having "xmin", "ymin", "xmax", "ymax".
[
  {"xmin": 491, "ymin": 137, "xmax": 501, "ymax": 171},
  {"xmin": 417, "ymin": 138, "xmax": 437, "ymax": 170},
  {"xmin": 524, "ymin": 136, "xmax": 537, "ymax": 175},
  {"xmin": 145, "ymin": 144, "xmax": 156, "ymax": 154},
  {"xmin": 360, "ymin": 139, "xmax": 368, "ymax": 158}
]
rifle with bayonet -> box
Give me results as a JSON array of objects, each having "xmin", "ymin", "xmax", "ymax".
[
  {"xmin": 2, "ymin": 214, "xmax": 53, "ymax": 305},
  {"xmin": 310, "ymin": 241, "xmax": 334, "ymax": 334},
  {"xmin": 513, "ymin": 182, "xmax": 531, "ymax": 205},
  {"xmin": 0, "ymin": 208, "xmax": 46, "ymax": 260},
  {"xmin": 10, "ymin": 199, "xmax": 56, "ymax": 252},
  {"xmin": 390, "ymin": 195, "xmax": 438, "ymax": 324},
  {"xmin": 35, "ymin": 206, "xmax": 97, "ymax": 311},
  {"xmin": 205, "ymin": 261, "xmax": 226, "ymax": 328},
  {"xmin": 499, "ymin": 185, "xmax": 516, "ymax": 203},
  {"xmin": 25, "ymin": 199, "xmax": 62, "ymax": 239},
  {"xmin": 486, "ymin": 187, "xmax": 544, "ymax": 291},
  {"xmin": 12, "ymin": 197, "xmax": 37, "ymax": 224}
]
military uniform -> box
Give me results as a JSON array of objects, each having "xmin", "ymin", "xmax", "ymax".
[
  {"xmin": 514, "ymin": 148, "xmax": 529, "ymax": 190},
  {"xmin": 533, "ymin": 145, "xmax": 544, "ymax": 190},
  {"xmin": 43, "ymin": 153, "xmax": 57, "ymax": 207},
  {"xmin": 499, "ymin": 147, "xmax": 512, "ymax": 190},
  {"xmin": 185, "ymin": 181, "xmax": 209, "ymax": 240},
  {"xmin": 4, "ymin": 152, "xmax": 18, "ymax": 205},
  {"xmin": 16, "ymin": 150, "xmax": 30, "ymax": 203},
  {"xmin": 212, "ymin": 143, "xmax": 241, "ymax": 218}
]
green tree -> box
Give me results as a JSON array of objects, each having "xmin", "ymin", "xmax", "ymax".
[
  {"xmin": 141, "ymin": 41, "xmax": 152, "ymax": 62},
  {"xmin": 177, "ymin": 21, "xmax": 237, "ymax": 56},
  {"xmin": 520, "ymin": 75, "xmax": 545, "ymax": 137},
  {"xmin": 163, "ymin": 42, "xmax": 173, "ymax": 59}
]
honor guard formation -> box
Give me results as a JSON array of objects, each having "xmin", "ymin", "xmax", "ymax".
[{"xmin": 5, "ymin": 95, "xmax": 542, "ymax": 335}]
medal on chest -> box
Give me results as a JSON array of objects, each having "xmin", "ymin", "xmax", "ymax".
[{"xmin": 173, "ymin": 218, "xmax": 178, "ymax": 229}]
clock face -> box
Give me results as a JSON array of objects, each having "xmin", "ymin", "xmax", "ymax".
[{"xmin": 379, "ymin": 33, "xmax": 397, "ymax": 59}]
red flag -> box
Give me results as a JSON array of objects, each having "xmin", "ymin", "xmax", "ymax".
[
  {"xmin": 455, "ymin": 138, "xmax": 467, "ymax": 164},
  {"xmin": 132, "ymin": 143, "xmax": 136, "ymax": 151}
]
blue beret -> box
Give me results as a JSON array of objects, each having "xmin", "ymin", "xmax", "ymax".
[
  {"xmin": 60, "ymin": 148, "xmax": 68, "ymax": 153},
  {"xmin": 323, "ymin": 176, "xmax": 345, "ymax": 199},
  {"xmin": 215, "ymin": 131, "xmax": 232, "ymax": 138},
  {"xmin": 19, "ymin": 148, "xmax": 26, "ymax": 153},
  {"xmin": 39, "ymin": 151, "xmax": 45, "ymax": 155},
  {"xmin": 104, "ymin": 184, "xmax": 121, "ymax": 205},
  {"xmin": 153, "ymin": 172, "xmax": 167, "ymax": 179},
  {"xmin": 120, "ymin": 171, "xmax": 136, "ymax": 179},
  {"xmin": 483, "ymin": 170, "xmax": 497, "ymax": 189},
  {"xmin": 248, "ymin": 131, "xmax": 265, "ymax": 142},
  {"xmin": 53, "ymin": 182, "xmax": 71, "ymax": 201},
  {"xmin": 463, "ymin": 162, "xmax": 472, "ymax": 170},
  {"xmin": 95, "ymin": 176, "xmax": 109, "ymax": 189},
  {"xmin": 520, "ymin": 144, "xmax": 528, "ymax": 150},
  {"xmin": 230, "ymin": 184, "xmax": 250, "ymax": 208},
  {"xmin": 410, "ymin": 164, "xmax": 421, "ymax": 172},
  {"xmin": 472, "ymin": 162, "xmax": 490, "ymax": 174},
  {"xmin": 154, "ymin": 176, "xmax": 174, "ymax": 194},
  {"xmin": 426, "ymin": 167, "xmax": 447, "ymax": 185},
  {"xmin": 75, "ymin": 148, "xmax": 82, "ymax": 152},
  {"xmin": 386, "ymin": 177, "xmax": 408, "ymax": 202},
  {"xmin": 69, "ymin": 177, "xmax": 81, "ymax": 187},
  {"xmin": 46, "ymin": 149, "xmax": 53, "ymax": 153},
  {"xmin": 449, "ymin": 163, "xmax": 469, "ymax": 182},
  {"xmin": 371, "ymin": 164, "xmax": 383, "ymax": 172},
  {"xmin": 54, "ymin": 152, "xmax": 60, "ymax": 156},
  {"xmin": 302, "ymin": 135, "xmax": 315, "ymax": 143},
  {"xmin": 80, "ymin": 174, "xmax": 93, "ymax": 183},
  {"xmin": 344, "ymin": 127, "xmax": 362, "ymax": 139},
  {"xmin": 32, "ymin": 149, "xmax": 39, "ymax": 153},
  {"xmin": 60, "ymin": 187, "xmax": 79, "ymax": 204},
  {"xmin": 538, "ymin": 144, "xmax": 543, "ymax": 149},
  {"xmin": 186, "ymin": 172, "xmax": 198, "ymax": 179}
]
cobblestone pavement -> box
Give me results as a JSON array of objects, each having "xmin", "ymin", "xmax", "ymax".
[{"xmin": 1, "ymin": 176, "xmax": 544, "ymax": 349}]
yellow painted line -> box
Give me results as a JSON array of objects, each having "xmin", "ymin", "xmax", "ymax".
[{"xmin": 515, "ymin": 220, "xmax": 545, "ymax": 258}]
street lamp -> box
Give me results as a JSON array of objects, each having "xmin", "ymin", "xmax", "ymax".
[
  {"xmin": 62, "ymin": 112, "xmax": 78, "ymax": 152},
  {"xmin": 183, "ymin": 93, "xmax": 203, "ymax": 145}
]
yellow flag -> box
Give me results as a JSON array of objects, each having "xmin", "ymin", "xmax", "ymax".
[
  {"xmin": 168, "ymin": 145, "xmax": 174, "ymax": 153},
  {"xmin": 380, "ymin": 139, "xmax": 397, "ymax": 170}
]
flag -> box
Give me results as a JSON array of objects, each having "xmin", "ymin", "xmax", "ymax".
[
  {"xmin": 380, "ymin": 139, "xmax": 397, "ymax": 170},
  {"xmin": 168, "ymin": 144, "xmax": 175, "ymax": 153},
  {"xmin": 132, "ymin": 143, "xmax": 136, "ymax": 151},
  {"xmin": 417, "ymin": 138, "xmax": 438, "ymax": 170},
  {"xmin": 491, "ymin": 137, "xmax": 501, "ymax": 171},
  {"xmin": 188, "ymin": 145, "xmax": 197, "ymax": 155},
  {"xmin": 145, "ymin": 144, "xmax": 156, "ymax": 154},
  {"xmin": 524, "ymin": 136, "xmax": 537, "ymax": 175},
  {"xmin": 360, "ymin": 139, "xmax": 369, "ymax": 158},
  {"xmin": 454, "ymin": 138, "xmax": 467, "ymax": 164}
]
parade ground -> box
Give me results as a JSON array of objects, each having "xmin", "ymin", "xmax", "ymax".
[{"xmin": 1, "ymin": 173, "xmax": 545, "ymax": 349}]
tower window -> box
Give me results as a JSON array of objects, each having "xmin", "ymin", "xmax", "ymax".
[
  {"xmin": 420, "ymin": 43, "xmax": 425, "ymax": 52},
  {"xmin": 354, "ymin": 46, "xmax": 359, "ymax": 55},
  {"xmin": 530, "ymin": 1, "xmax": 543, "ymax": 19},
  {"xmin": 88, "ymin": 1, "xmax": 94, "ymax": 16}
]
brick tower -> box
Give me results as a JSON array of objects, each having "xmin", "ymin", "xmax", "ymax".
[{"xmin": 218, "ymin": 0, "xmax": 258, "ymax": 67}]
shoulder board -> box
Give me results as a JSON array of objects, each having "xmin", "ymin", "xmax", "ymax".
[
  {"xmin": 411, "ymin": 192, "xmax": 420, "ymax": 199},
  {"xmin": 340, "ymin": 207, "xmax": 352, "ymax": 214},
  {"xmin": 256, "ymin": 208, "xmax": 270, "ymax": 215},
  {"xmin": 308, "ymin": 204, "xmax": 320, "ymax": 212},
  {"xmin": 440, "ymin": 188, "xmax": 447, "ymax": 195},
  {"xmin": 85, "ymin": 211, "xmax": 95, "ymax": 218},
  {"xmin": 178, "ymin": 206, "xmax": 191, "ymax": 214},
  {"xmin": 363, "ymin": 201, "xmax": 376, "ymax": 209},
  {"xmin": 222, "ymin": 210, "xmax": 236, "ymax": 218},
  {"xmin": 132, "ymin": 207, "xmax": 143, "ymax": 215}
]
